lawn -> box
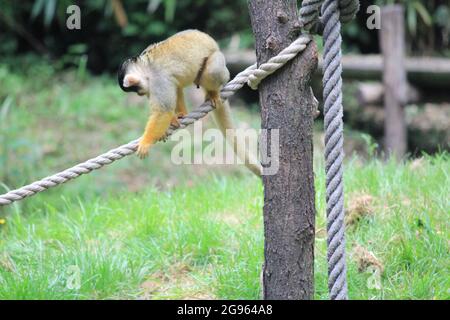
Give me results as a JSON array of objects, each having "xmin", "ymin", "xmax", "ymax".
[{"xmin": 0, "ymin": 60, "xmax": 448, "ymax": 300}]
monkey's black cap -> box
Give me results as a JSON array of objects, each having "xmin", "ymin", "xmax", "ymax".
[{"xmin": 117, "ymin": 56, "xmax": 139, "ymax": 93}]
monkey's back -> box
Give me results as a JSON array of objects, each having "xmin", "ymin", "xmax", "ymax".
[{"xmin": 144, "ymin": 30, "xmax": 221, "ymax": 87}]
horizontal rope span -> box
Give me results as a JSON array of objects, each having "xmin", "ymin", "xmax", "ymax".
[{"xmin": 0, "ymin": 34, "xmax": 313, "ymax": 207}]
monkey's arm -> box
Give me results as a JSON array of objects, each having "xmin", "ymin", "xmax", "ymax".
[
  {"xmin": 137, "ymin": 80, "xmax": 178, "ymax": 159},
  {"xmin": 137, "ymin": 109, "xmax": 175, "ymax": 159},
  {"xmin": 176, "ymin": 87, "xmax": 188, "ymax": 117}
]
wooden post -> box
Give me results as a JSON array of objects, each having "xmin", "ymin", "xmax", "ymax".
[
  {"xmin": 248, "ymin": 0, "xmax": 317, "ymax": 300},
  {"xmin": 380, "ymin": 5, "xmax": 408, "ymax": 158}
]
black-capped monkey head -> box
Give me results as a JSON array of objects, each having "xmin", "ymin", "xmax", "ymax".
[{"xmin": 117, "ymin": 56, "xmax": 149, "ymax": 97}]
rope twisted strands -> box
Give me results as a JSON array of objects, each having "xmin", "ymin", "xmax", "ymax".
[
  {"xmin": 338, "ymin": 0, "xmax": 360, "ymax": 23},
  {"xmin": 321, "ymin": 0, "xmax": 357, "ymax": 300},
  {"xmin": 0, "ymin": 37, "xmax": 312, "ymax": 207},
  {"xmin": 0, "ymin": 108, "xmax": 221, "ymax": 207},
  {"xmin": 299, "ymin": 0, "xmax": 323, "ymax": 31},
  {"xmin": 247, "ymin": 35, "xmax": 312, "ymax": 90},
  {"xmin": 0, "ymin": 140, "xmax": 139, "ymax": 206},
  {"xmin": 299, "ymin": 0, "xmax": 359, "ymax": 33},
  {"xmin": 0, "ymin": 106, "xmax": 215, "ymax": 207}
]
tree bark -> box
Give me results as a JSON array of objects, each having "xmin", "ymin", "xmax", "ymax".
[
  {"xmin": 248, "ymin": 0, "xmax": 317, "ymax": 300},
  {"xmin": 380, "ymin": 5, "xmax": 408, "ymax": 158}
]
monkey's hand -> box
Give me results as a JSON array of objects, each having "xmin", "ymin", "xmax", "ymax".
[
  {"xmin": 137, "ymin": 111, "xmax": 174, "ymax": 159},
  {"xmin": 137, "ymin": 141, "xmax": 151, "ymax": 159}
]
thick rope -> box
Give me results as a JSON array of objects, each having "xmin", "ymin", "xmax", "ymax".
[
  {"xmin": 247, "ymin": 35, "xmax": 311, "ymax": 89},
  {"xmin": 299, "ymin": 0, "xmax": 323, "ymax": 31},
  {"xmin": 338, "ymin": 0, "xmax": 360, "ymax": 23},
  {"xmin": 0, "ymin": 34, "xmax": 312, "ymax": 207},
  {"xmin": 320, "ymin": 0, "xmax": 357, "ymax": 300},
  {"xmin": 300, "ymin": 0, "xmax": 359, "ymax": 301},
  {"xmin": 299, "ymin": 0, "xmax": 359, "ymax": 33}
]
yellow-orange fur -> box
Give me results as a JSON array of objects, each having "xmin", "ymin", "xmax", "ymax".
[
  {"xmin": 119, "ymin": 30, "xmax": 262, "ymax": 176},
  {"xmin": 142, "ymin": 30, "xmax": 220, "ymax": 89}
]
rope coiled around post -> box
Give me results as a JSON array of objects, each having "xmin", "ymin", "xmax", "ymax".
[
  {"xmin": 0, "ymin": 34, "xmax": 313, "ymax": 207},
  {"xmin": 247, "ymin": 35, "xmax": 311, "ymax": 89}
]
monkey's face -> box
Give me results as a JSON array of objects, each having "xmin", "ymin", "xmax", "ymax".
[{"xmin": 118, "ymin": 57, "xmax": 149, "ymax": 97}]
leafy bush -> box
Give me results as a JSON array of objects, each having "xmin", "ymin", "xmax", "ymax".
[
  {"xmin": 1, "ymin": 0, "xmax": 449, "ymax": 74},
  {"xmin": 0, "ymin": 0, "xmax": 252, "ymax": 73}
]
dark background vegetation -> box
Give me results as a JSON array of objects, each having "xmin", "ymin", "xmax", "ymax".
[{"xmin": 1, "ymin": 0, "xmax": 449, "ymax": 73}]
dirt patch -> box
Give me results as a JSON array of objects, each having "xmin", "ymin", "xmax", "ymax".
[
  {"xmin": 216, "ymin": 211, "xmax": 242, "ymax": 226},
  {"xmin": 352, "ymin": 244, "xmax": 384, "ymax": 273},
  {"xmin": 409, "ymin": 157, "xmax": 425, "ymax": 171},
  {"xmin": 346, "ymin": 193, "xmax": 375, "ymax": 226},
  {"xmin": 139, "ymin": 262, "xmax": 216, "ymax": 300},
  {"xmin": 315, "ymin": 227, "xmax": 327, "ymax": 239}
]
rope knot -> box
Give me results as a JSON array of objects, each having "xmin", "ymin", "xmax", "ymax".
[
  {"xmin": 299, "ymin": 0, "xmax": 360, "ymax": 34},
  {"xmin": 247, "ymin": 34, "xmax": 312, "ymax": 90}
]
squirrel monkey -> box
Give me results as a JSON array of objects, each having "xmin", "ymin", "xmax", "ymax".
[{"xmin": 118, "ymin": 30, "xmax": 261, "ymax": 176}]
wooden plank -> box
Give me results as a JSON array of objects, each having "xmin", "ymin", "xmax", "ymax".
[{"xmin": 380, "ymin": 5, "xmax": 408, "ymax": 158}]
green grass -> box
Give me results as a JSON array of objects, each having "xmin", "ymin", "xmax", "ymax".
[
  {"xmin": 0, "ymin": 176, "xmax": 263, "ymax": 299},
  {"xmin": 0, "ymin": 60, "xmax": 449, "ymax": 300},
  {"xmin": 0, "ymin": 155, "xmax": 448, "ymax": 300}
]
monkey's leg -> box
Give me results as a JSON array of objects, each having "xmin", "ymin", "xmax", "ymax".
[
  {"xmin": 200, "ymin": 51, "xmax": 230, "ymax": 107},
  {"xmin": 176, "ymin": 87, "xmax": 188, "ymax": 117},
  {"xmin": 201, "ymin": 51, "xmax": 262, "ymax": 176},
  {"xmin": 171, "ymin": 87, "xmax": 188, "ymax": 128},
  {"xmin": 137, "ymin": 111, "xmax": 174, "ymax": 159}
]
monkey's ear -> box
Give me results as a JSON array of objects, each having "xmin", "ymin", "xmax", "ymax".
[{"xmin": 123, "ymin": 74, "xmax": 140, "ymax": 88}]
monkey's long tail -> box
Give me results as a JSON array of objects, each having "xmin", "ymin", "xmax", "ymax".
[{"xmin": 212, "ymin": 100, "xmax": 262, "ymax": 177}]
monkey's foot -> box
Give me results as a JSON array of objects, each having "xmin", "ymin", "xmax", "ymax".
[
  {"xmin": 206, "ymin": 91, "xmax": 221, "ymax": 108},
  {"xmin": 209, "ymin": 98, "xmax": 220, "ymax": 108},
  {"xmin": 171, "ymin": 112, "xmax": 188, "ymax": 128},
  {"xmin": 177, "ymin": 112, "xmax": 187, "ymax": 119},
  {"xmin": 137, "ymin": 142, "xmax": 151, "ymax": 159},
  {"xmin": 205, "ymin": 96, "xmax": 222, "ymax": 109},
  {"xmin": 171, "ymin": 116, "xmax": 181, "ymax": 128}
]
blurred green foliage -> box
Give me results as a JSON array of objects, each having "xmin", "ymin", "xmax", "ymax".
[
  {"xmin": 375, "ymin": 0, "xmax": 450, "ymax": 54},
  {"xmin": 0, "ymin": 0, "xmax": 448, "ymax": 74},
  {"xmin": 0, "ymin": 0, "xmax": 253, "ymax": 73}
]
